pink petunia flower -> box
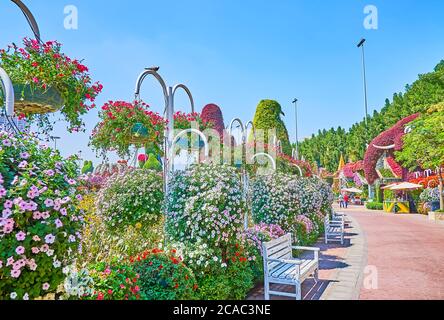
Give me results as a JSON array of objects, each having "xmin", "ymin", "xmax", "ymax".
[
  {"xmin": 15, "ymin": 232, "xmax": 26, "ymax": 241},
  {"xmin": 15, "ymin": 246, "xmax": 25, "ymax": 255}
]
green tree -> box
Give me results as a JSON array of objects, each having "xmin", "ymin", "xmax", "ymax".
[{"xmin": 395, "ymin": 103, "xmax": 444, "ymax": 210}]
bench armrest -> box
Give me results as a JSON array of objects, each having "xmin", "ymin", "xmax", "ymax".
[
  {"xmin": 267, "ymin": 258, "xmax": 302, "ymax": 265},
  {"xmin": 292, "ymin": 246, "xmax": 320, "ymax": 252}
]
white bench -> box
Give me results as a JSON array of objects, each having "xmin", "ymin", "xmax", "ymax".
[
  {"xmin": 262, "ymin": 233, "xmax": 320, "ymax": 300},
  {"xmin": 324, "ymin": 213, "xmax": 344, "ymax": 245}
]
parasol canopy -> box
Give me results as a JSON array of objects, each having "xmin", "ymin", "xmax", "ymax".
[
  {"xmin": 388, "ymin": 182, "xmax": 423, "ymax": 191},
  {"xmin": 341, "ymin": 187, "xmax": 363, "ymax": 194}
]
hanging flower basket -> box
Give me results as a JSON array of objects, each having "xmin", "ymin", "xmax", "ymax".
[
  {"xmin": 90, "ymin": 101, "xmax": 167, "ymax": 159},
  {"xmin": 0, "ymin": 38, "xmax": 102, "ymax": 131},
  {"xmin": 13, "ymin": 83, "xmax": 63, "ymax": 114}
]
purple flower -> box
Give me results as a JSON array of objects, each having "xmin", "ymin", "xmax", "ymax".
[
  {"xmin": 4, "ymin": 200, "xmax": 13, "ymax": 209},
  {"xmin": 0, "ymin": 188, "xmax": 6, "ymax": 197},
  {"xmin": 42, "ymin": 283, "xmax": 50, "ymax": 291},
  {"xmin": 60, "ymin": 208, "xmax": 67, "ymax": 216},
  {"xmin": 44, "ymin": 234, "xmax": 55, "ymax": 244},
  {"xmin": 2, "ymin": 139, "xmax": 11, "ymax": 147},
  {"xmin": 10, "ymin": 269, "xmax": 21, "ymax": 278},
  {"xmin": 15, "ymin": 246, "xmax": 25, "ymax": 255},
  {"xmin": 20, "ymin": 152, "xmax": 30, "ymax": 159},
  {"xmin": 54, "ymin": 219, "xmax": 63, "ymax": 228},
  {"xmin": 44, "ymin": 169, "xmax": 55, "ymax": 177},
  {"xmin": 44, "ymin": 199, "xmax": 54, "ymax": 207},
  {"xmin": 15, "ymin": 232, "xmax": 26, "ymax": 241},
  {"xmin": 18, "ymin": 161, "xmax": 28, "ymax": 169}
]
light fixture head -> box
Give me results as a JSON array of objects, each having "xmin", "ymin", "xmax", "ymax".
[
  {"xmin": 357, "ymin": 38, "xmax": 366, "ymax": 48},
  {"xmin": 145, "ymin": 66, "xmax": 160, "ymax": 72}
]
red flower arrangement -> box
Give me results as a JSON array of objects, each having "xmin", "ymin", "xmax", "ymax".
[
  {"xmin": 130, "ymin": 248, "xmax": 198, "ymax": 300},
  {"xmin": 0, "ymin": 38, "xmax": 102, "ymax": 131},
  {"xmin": 364, "ymin": 114, "xmax": 420, "ymax": 184},
  {"xmin": 90, "ymin": 100, "xmax": 167, "ymax": 158},
  {"xmin": 173, "ymin": 111, "xmax": 214, "ymax": 132}
]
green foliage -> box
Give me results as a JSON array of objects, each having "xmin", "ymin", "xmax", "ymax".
[
  {"xmin": 252, "ymin": 99, "xmax": 292, "ymax": 155},
  {"xmin": 143, "ymin": 154, "xmax": 162, "ymax": 171},
  {"xmin": 81, "ymin": 160, "xmax": 94, "ymax": 174},
  {"xmin": 96, "ymin": 169, "xmax": 164, "ymax": 232},
  {"xmin": 300, "ymin": 61, "xmax": 444, "ymax": 172},
  {"xmin": 395, "ymin": 103, "xmax": 444, "ymax": 171},
  {"xmin": 131, "ymin": 249, "xmax": 197, "ymax": 300},
  {"xmin": 366, "ymin": 202, "xmax": 383, "ymax": 210}
]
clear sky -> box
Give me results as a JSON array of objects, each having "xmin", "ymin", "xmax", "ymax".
[{"xmin": 1, "ymin": 0, "xmax": 444, "ymax": 163}]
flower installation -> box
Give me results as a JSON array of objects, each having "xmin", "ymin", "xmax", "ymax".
[
  {"xmin": 0, "ymin": 38, "xmax": 102, "ymax": 132},
  {"xmin": 90, "ymin": 100, "xmax": 167, "ymax": 159},
  {"xmin": 0, "ymin": 131, "xmax": 84, "ymax": 300}
]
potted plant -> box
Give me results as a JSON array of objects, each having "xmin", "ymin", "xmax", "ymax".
[
  {"xmin": 90, "ymin": 100, "xmax": 167, "ymax": 159},
  {"xmin": 0, "ymin": 38, "xmax": 102, "ymax": 132}
]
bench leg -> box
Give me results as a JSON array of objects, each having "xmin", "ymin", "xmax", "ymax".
[
  {"xmin": 264, "ymin": 280, "xmax": 270, "ymax": 300},
  {"xmin": 314, "ymin": 268, "xmax": 319, "ymax": 283},
  {"xmin": 295, "ymin": 282, "xmax": 302, "ymax": 300}
]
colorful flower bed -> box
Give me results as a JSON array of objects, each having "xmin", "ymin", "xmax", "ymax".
[{"xmin": 0, "ymin": 131, "xmax": 84, "ymax": 300}]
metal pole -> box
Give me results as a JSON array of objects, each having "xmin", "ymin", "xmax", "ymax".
[
  {"xmin": 358, "ymin": 39, "xmax": 369, "ymax": 126},
  {"xmin": 292, "ymin": 98, "xmax": 299, "ymax": 160}
]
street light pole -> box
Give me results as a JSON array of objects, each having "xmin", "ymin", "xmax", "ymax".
[
  {"xmin": 357, "ymin": 38, "xmax": 369, "ymax": 126},
  {"xmin": 292, "ymin": 98, "xmax": 299, "ymax": 160},
  {"xmin": 357, "ymin": 38, "xmax": 373, "ymax": 200}
]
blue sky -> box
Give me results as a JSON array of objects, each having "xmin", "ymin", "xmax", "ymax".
[{"xmin": 1, "ymin": 0, "xmax": 444, "ymax": 163}]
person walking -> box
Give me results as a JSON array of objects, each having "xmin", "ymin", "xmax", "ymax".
[
  {"xmin": 344, "ymin": 194, "xmax": 349, "ymax": 209},
  {"xmin": 339, "ymin": 194, "xmax": 344, "ymax": 208}
]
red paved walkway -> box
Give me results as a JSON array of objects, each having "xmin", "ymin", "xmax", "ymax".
[{"xmin": 346, "ymin": 207, "xmax": 444, "ymax": 300}]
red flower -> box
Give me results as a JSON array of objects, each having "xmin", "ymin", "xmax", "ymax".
[
  {"xmin": 97, "ymin": 292, "xmax": 104, "ymax": 300},
  {"xmin": 107, "ymin": 289, "xmax": 113, "ymax": 295},
  {"xmin": 158, "ymin": 265, "xmax": 164, "ymax": 270},
  {"xmin": 138, "ymin": 154, "xmax": 148, "ymax": 162}
]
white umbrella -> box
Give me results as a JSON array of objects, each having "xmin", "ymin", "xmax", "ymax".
[
  {"xmin": 341, "ymin": 187, "xmax": 363, "ymax": 194},
  {"xmin": 389, "ymin": 182, "xmax": 423, "ymax": 191}
]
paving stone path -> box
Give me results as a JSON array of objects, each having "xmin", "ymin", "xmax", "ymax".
[
  {"xmin": 347, "ymin": 207, "xmax": 444, "ymax": 300},
  {"xmin": 247, "ymin": 211, "xmax": 366, "ymax": 300},
  {"xmin": 247, "ymin": 205, "xmax": 444, "ymax": 300}
]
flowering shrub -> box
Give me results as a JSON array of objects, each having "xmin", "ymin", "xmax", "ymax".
[
  {"xmin": 0, "ymin": 132, "xmax": 84, "ymax": 300},
  {"xmin": 250, "ymin": 173, "xmax": 325, "ymax": 232},
  {"xmin": 242, "ymin": 223, "xmax": 285, "ymax": 280},
  {"xmin": 85, "ymin": 262, "xmax": 144, "ymax": 300},
  {"xmin": 90, "ymin": 101, "xmax": 167, "ymax": 158},
  {"xmin": 96, "ymin": 169, "xmax": 164, "ymax": 233},
  {"xmin": 78, "ymin": 204, "xmax": 163, "ymax": 267},
  {"xmin": 364, "ymin": 114, "xmax": 419, "ymax": 184},
  {"xmin": 0, "ymin": 38, "xmax": 102, "ymax": 131},
  {"xmin": 294, "ymin": 215, "xmax": 318, "ymax": 246},
  {"xmin": 191, "ymin": 242, "xmax": 254, "ymax": 300},
  {"xmin": 131, "ymin": 248, "xmax": 197, "ymax": 300},
  {"xmin": 420, "ymin": 188, "xmax": 442, "ymax": 203},
  {"xmin": 165, "ymin": 163, "xmax": 245, "ymax": 248},
  {"xmin": 60, "ymin": 265, "xmax": 94, "ymax": 300}
]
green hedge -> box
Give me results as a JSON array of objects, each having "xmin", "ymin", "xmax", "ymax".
[{"xmin": 366, "ymin": 202, "xmax": 383, "ymax": 210}]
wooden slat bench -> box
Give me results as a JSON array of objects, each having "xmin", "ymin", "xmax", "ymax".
[
  {"xmin": 324, "ymin": 213, "xmax": 344, "ymax": 245},
  {"xmin": 262, "ymin": 233, "xmax": 320, "ymax": 300}
]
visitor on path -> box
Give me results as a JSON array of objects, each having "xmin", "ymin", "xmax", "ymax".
[
  {"xmin": 344, "ymin": 194, "xmax": 349, "ymax": 208},
  {"xmin": 339, "ymin": 194, "xmax": 344, "ymax": 208}
]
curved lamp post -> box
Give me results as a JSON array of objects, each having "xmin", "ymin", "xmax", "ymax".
[
  {"xmin": 11, "ymin": 0, "xmax": 41, "ymax": 42},
  {"xmin": 0, "ymin": 67, "xmax": 14, "ymax": 116},
  {"xmin": 134, "ymin": 67, "xmax": 195, "ymax": 193}
]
